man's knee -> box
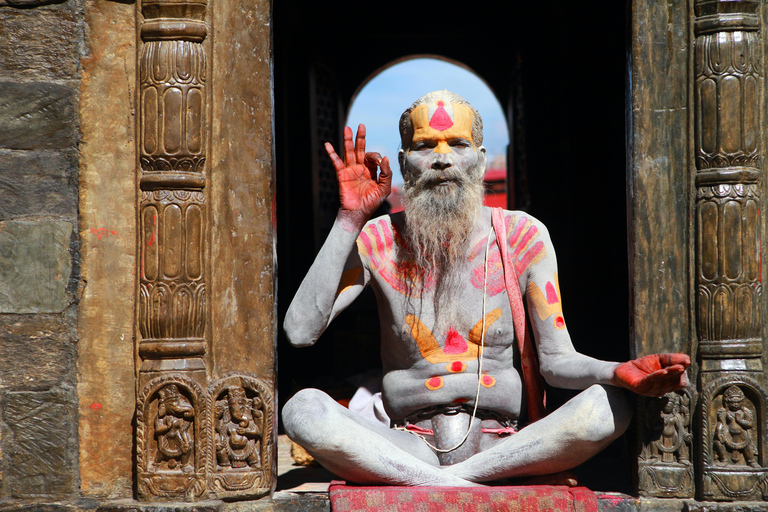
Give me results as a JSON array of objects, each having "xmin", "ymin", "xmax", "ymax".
[
  {"xmin": 282, "ymin": 388, "xmax": 336, "ymax": 447},
  {"xmin": 570, "ymin": 384, "xmax": 632, "ymax": 443}
]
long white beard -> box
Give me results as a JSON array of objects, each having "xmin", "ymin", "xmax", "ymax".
[{"xmin": 400, "ymin": 165, "xmax": 485, "ymax": 290}]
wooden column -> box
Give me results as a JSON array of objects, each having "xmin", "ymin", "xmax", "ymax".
[
  {"xmin": 134, "ymin": 0, "xmax": 274, "ymax": 501},
  {"xmin": 693, "ymin": 0, "xmax": 768, "ymax": 501},
  {"xmin": 629, "ymin": 0, "xmax": 696, "ymax": 498}
]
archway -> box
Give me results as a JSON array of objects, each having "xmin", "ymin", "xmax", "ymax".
[{"xmin": 346, "ymin": 56, "xmax": 511, "ymax": 212}]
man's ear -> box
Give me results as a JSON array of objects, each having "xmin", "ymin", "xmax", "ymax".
[
  {"xmin": 478, "ymin": 145, "xmax": 487, "ymax": 169},
  {"xmin": 398, "ymin": 149, "xmax": 408, "ymax": 180}
]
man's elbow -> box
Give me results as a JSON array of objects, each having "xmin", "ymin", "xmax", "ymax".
[
  {"xmin": 283, "ymin": 315, "xmax": 317, "ymax": 347},
  {"xmin": 538, "ymin": 364, "xmax": 560, "ymax": 388}
]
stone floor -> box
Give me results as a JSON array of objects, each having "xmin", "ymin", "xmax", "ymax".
[
  {"xmin": 276, "ymin": 435, "xmax": 336, "ymax": 494},
  {"xmin": 2, "ymin": 439, "xmax": 766, "ymax": 511}
]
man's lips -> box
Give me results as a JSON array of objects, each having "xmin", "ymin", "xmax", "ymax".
[{"xmin": 426, "ymin": 176, "xmax": 458, "ymax": 187}]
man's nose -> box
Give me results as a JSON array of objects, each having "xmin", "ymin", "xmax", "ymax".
[{"xmin": 431, "ymin": 153, "xmax": 452, "ymax": 171}]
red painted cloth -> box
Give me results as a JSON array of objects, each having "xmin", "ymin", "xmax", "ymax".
[
  {"xmin": 492, "ymin": 207, "xmax": 546, "ymax": 422},
  {"xmin": 329, "ymin": 482, "xmax": 598, "ymax": 512}
]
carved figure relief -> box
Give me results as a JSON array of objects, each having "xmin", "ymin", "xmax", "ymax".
[
  {"xmin": 701, "ymin": 377, "xmax": 767, "ymax": 501},
  {"xmin": 713, "ymin": 386, "xmax": 760, "ymax": 468},
  {"xmin": 648, "ymin": 392, "xmax": 692, "ymax": 464},
  {"xmin": 214, "ymin": 386, "xmax": 262, "ymax": 469},
  {"xmin": 155, "ymin": 384, "xmax": 195, "ymax": 472},
  {"xmin": 208, "ymin": 375, "xmax": 274, "ymax": 499},
  {"xmin": 136, "ymin": 375, "xmax": 208, "ymax": 500},
  {"xmin": 638, "ymin": 388, "xmax": 695, "ymax": 497}
]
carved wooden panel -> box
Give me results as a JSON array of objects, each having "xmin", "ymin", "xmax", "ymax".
[
  {"xmin": 208, "ymin": 375, "xmax": 274, "ymax": 499},
  {"xmin": 696, "ymin": 183, "xmax": 761, "ymax": 345},
  {"xmin": 136, "ymin": 0, "xmax": 209, "ymax": 378},
  {"xmin": 136, "ymin": 374, "xmax": 210, "ymax": 501},
  {"xmin": 138, "ymin": 190, "xmax": 207, "ymax": 364},
  {"xmin": 140, "ymin": 40, "xmax": 207, "ymax": 175},
  {"xmin": 638, "ymin": 387, "xmax": 696, "ymax": 497},
  {"xmin": 700, "ymin": 376, "xmax": 768, "ymax": 500}
]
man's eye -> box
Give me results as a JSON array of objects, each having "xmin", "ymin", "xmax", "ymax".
[{"xmin": 450, "ymin": 139, "xmax": 471, "ymax": 147}]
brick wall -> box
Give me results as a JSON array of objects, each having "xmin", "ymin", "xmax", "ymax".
[{"xmin": 0, "ymin": 0, "xmax": 84, "ymax": 500}]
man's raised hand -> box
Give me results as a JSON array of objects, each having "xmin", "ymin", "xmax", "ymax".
[
  {"xmin": 614, "ymin": 353, "xmax": 691, "ymax": 397},
  {"xmin": 325, "ymin": 124, "xmax": 392, "ymax": 218}
]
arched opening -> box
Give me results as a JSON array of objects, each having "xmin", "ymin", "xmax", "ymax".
[{"xmin": 346, "ymin": 56, "xmax": 511, "ymax": 212}]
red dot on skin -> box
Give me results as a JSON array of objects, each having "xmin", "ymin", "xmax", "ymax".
[
  {"xmin": 426, "ymin": 377, "xmax": 444, "ymax": 390},
  {"xmin": 449, "ymin": 361, "xmax": 465, "ymax": 373},
  {"xmin": 481, "ymin": 375, "xmax": 496, "ymax": 387},
  {"xmin": 90, "ymin": 403, "xmax": 102, "ymax": 410},
  {"xmin": 554, "ymin": 315, "xmax": 565, "ymax": 329},
  {"xmin": 453, "ymin": 398, "xmax": 468, "ymax": 404}
]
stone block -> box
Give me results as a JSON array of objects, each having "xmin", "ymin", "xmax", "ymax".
[
  {"xmin": 0, "ymin": 83, "xmax": 78, "ymax": 150},
  {"xmin": 0, "ymin": 314, "xmax": 75, "ymax": 390},
  {"xmin": 0, "ymin": 3, "xmax": 82, "ymax": 81},
  {"xmin": 0, "ymin": 150, "xmax": 78, "ymax": 221},
  {"xmin": 0, "ymin": 220, "xmax": 73, "ymax": 314},
  {"xmin": 1, "ymin": 386, "xmax": 78, "ymax": 498}
]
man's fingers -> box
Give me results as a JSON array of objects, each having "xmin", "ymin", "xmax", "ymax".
[
  {"xmin": 378, "ymin": 156, "xmax": 393, "ymax": 193},
  {"xmin": 325, "ymin": 142, "xmax": 345, "ymax": 173},
  {"xmin": 666, "ymin": 364, "xmax": 685, "ymax": 375},
  {"xmin": 658, "ymin": 353, "xmax": 691, "ymax": 369},
  {"xmin": 343, "ymin": 126, "xmax": 356, "ymax": 165},
  {"xmin": 364, "ymin": 152, "xmax": 382, "ymax": 170},
  {"xmin": 355, "ymin": 124, "xmax": 367, "ymax": 165}
]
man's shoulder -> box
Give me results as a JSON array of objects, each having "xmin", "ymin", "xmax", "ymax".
[
  {"xmin": 357, "ymin": 212, "xmax": 405, "ymax": 261},
  {"xmin": 493, "ymin": 208, "xmax": 551, "ymax": 236},
  {"xmin": 360, "ymin": 211, "xmax": 405, "ymax": 234}
]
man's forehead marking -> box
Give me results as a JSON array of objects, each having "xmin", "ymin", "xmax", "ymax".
[
  {"xmin": 429, "ymin": 100, "xmax": 454, "ymax": 131},
  {"xmin": 410, "ymin": 102, "xmax": 475, "ymax": 145}
]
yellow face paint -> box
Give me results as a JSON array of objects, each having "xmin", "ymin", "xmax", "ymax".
[{"xmin": 409, "ymin": 102, "xmax": 475, "ymax": 154}]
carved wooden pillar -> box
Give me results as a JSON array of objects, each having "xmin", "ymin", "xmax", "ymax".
[
  {"xmin": 693, "ymin": 0, "xmax": 768, "ymax": 500},
  {"xmin": 134, "ymin": 0, "xmax": 274, "ymax": 501},
  {"xmin": 135, "ymin": 0, "xmax": 210, "ymax": 500},
  {"xmin": 137, "ymin": 23, "xmax": 209, "ymax": 384}
]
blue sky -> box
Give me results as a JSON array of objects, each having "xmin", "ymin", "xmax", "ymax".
[{"xmin": 346, "ymin": 58, "xmax": 509, "ymax": 187}]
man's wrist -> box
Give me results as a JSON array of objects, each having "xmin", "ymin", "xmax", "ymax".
[{"xmin": 336, "ymin": 209, "xmax": 369, "ymax": 233}]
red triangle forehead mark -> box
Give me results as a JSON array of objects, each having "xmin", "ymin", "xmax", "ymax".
[{"xmin": 429, "ymin": 100, "xmax": 454, "ymax": 131}]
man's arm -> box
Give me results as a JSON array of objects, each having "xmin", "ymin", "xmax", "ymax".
[
  {"xmin": 283, "ymin": 125, "xmax": 392, "ymax": 347},
  {"xmin": 517, "ymin": 214, "xmax": 689, "ymax": 396}
]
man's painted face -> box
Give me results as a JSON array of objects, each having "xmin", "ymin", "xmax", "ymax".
[{"xmin": 403, "ymin": 100, "xmax": 482, "ymax": 185}]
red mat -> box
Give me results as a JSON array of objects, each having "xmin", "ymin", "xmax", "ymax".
[{"xmin": 329, "ymin": 481, "xmax": 598, "ymax": 512}]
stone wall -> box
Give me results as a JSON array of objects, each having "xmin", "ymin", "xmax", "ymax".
[{"xmin": 0, "ymin": 0, "xmax": 85, "ymax": 500}]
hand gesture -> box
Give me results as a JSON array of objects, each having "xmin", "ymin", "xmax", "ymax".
[
  {"xmin": 614, "ymin": 353, "xmax": 691, "ymax": 397},
  {"xmin": 325, "ymin": 124, "xmax": 392, "ymax": 218}
]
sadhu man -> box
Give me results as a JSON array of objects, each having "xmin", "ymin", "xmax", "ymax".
[{"xmin": 282, "ymin": 90, "xmax": 690, "ymax": 486}]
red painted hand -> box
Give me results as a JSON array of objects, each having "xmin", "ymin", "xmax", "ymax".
[
  {"xmin": 325, "ymin": 124, "xmax": 392, "ymax": 218},
  {"xmin": 614, "ymin": 353, "xmax": 691, "ymax": 397}
]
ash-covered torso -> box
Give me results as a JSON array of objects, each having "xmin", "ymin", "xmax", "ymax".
[{"xmin": 349, "ymin": 207, "xmax": 552, "ymax": 420}]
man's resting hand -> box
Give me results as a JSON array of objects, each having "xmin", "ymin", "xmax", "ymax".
[{"xmin": 614, "ymin": 353, "xmax": 691, "ymax": 397}]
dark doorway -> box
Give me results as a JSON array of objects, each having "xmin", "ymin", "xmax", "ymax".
[{"xmin": 274, "ymin": 1, "xmax": 630, "ymax": 492}]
